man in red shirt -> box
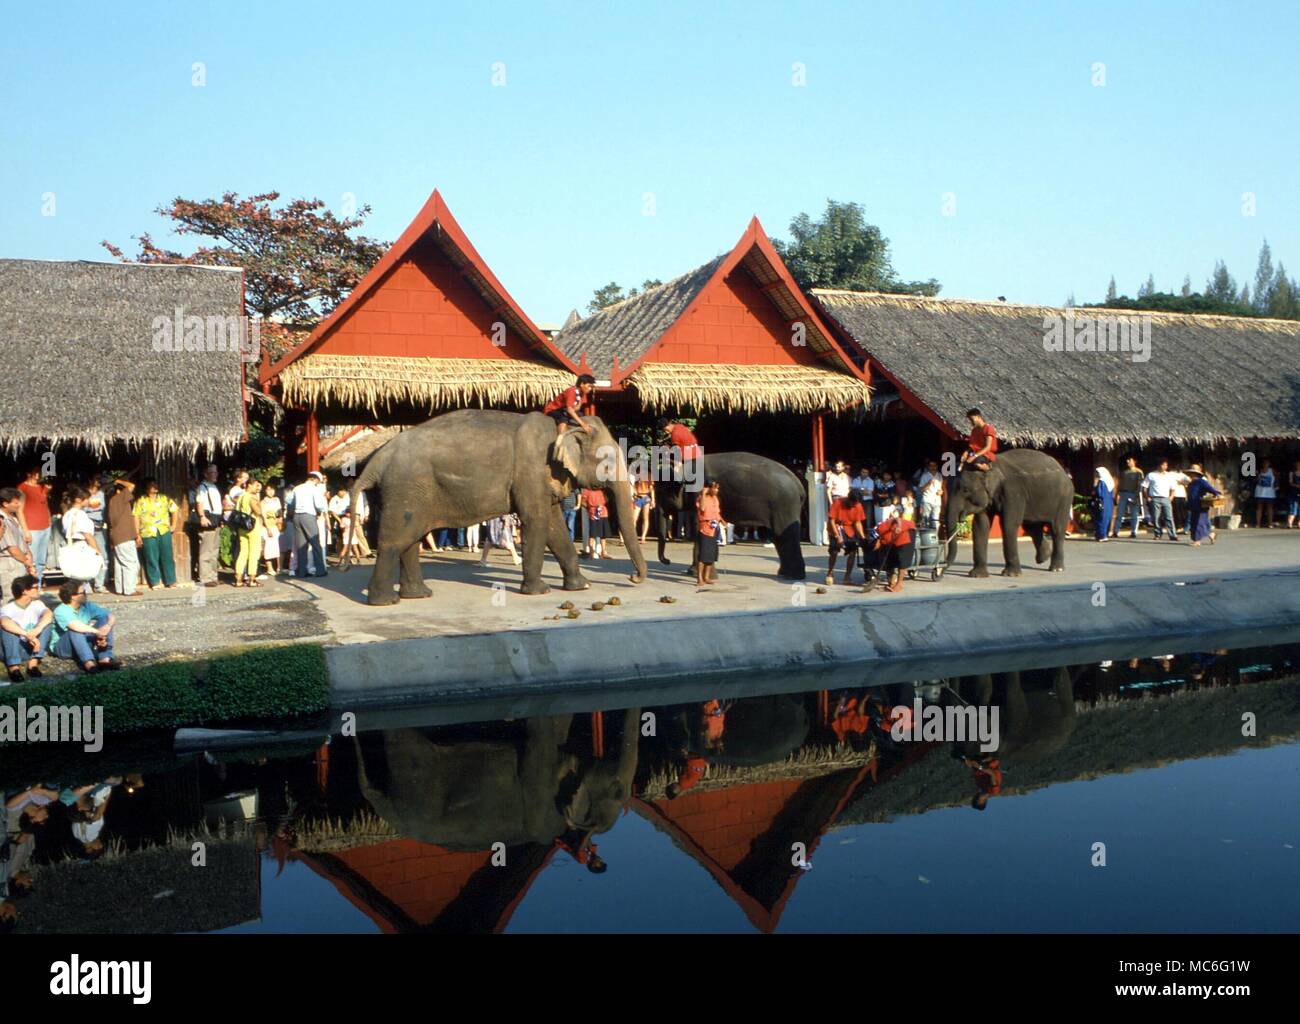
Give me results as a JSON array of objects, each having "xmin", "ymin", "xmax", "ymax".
[
  {"xmin": 16, "ymin": 467, "xmax": 53, "ymax": 588},
  {"xmin": 961, "ymin": 407, "xmax": 998, "ymax": 471},
  {"xmin": 657, "ymin": 417, "xmax": 703, "ymax": 469},
  {"xmin": 869, "ymin": 507, "xmax": 917, "ymax": 593},
  {"xmin": 542, "ymin": 373, "xmax": 596, "ymax": 434},
  {"xmin": 825, "ymin": 487, "xmax": 868, "ymax": 585}
]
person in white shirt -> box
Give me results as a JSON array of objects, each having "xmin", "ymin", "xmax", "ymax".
[
  {"xmin": 1143, "ymin": 460, "xmax": 1188, "ymax": 541},
  {"xmin": 192, "ymin": 463, "xmax": 224, "ymax": 587},
  {"xmin": 224, "ymin": 469, "xmax": 250, "ymax": 522},
  {"xmin": 289, "ymin": 472, "xmax": 329, "ymax": 578},
  {"xmin": 827, "ymin": 461, "xmax": 851, "ymax": 502},
  {"xmin": 918, "ymin": 460, "xmax": 944, "ymax": 528},
  {"xmin": 0, "ymin": 575, "xmax": 53, "ymax": 682}
]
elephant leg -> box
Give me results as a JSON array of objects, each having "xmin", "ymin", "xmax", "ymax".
[
  {"xmin": 367, "ymin": 543, "xmax": 403, "ymax": 606},
  {"xmin": 546, "ymin": 504, "xmax": 589, "ymax": 591},
  {"xmin": 969, "ymin": 512, "xmax": 991, "ymax": 577},
  {"xmin": 775, "ymin": 519, "xmax": 806, "ymax": 580},
  {"xmin": 398, "ymin": 543, "xmax": 432, "ymax": 599},
  {"xmin": 1050, "ymin": 514, "xmax": 1068, "ymax": 571},
  {"xmin": 518, "ymin": 511, "xmax": 551, "ymax": 595},
  {"xmin": 999, "ymin": 504, "xmax": 1024, "ymax": 576},
  {"xmin": 1032, "ymin": 524, "xmax": 1051, "ymax": 564}
]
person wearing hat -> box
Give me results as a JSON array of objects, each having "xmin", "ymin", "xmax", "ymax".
[
  {"xmin": 289, "ymin": 471, "xmax": 329, "ymax": 578},
  {"xmin": 1185, "ymin": 465, "xmax": 1221, "ymax": 547}
]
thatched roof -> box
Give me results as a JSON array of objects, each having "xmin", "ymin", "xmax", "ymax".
[
  {"xmin": 556, "ymin": 256, "xmax": 726, "ymax": 378},
  {"xmin": 554, "ymin": 219, "xmax": 869, "ymax": 415},
  {"xmin": 263, "ymin": 190, "xmax": 576, "ymax": 414},
  {"xmin": 0, "ymin": 259, "xmax": 246, "ymax": 456},
  {"xmin": 281, "ymin": 354, "xmax": 574, "ymax": 416},
  {"xmin": 814, "ymin": 290, "xmax": 1300, "ymax": 447},
  {"xmin": 626, "ymin": 362, "xmax": 871, "ymax": 415}
]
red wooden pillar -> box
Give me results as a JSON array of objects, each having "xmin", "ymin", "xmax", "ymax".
[
  {"xmin": 812, "ymin": 412, "xmax": 826, "ymax": 471},
  {"xmin": 314, "ymin": 742, "xmax": 330, "ymax": 794},
  {"xmin": 818, "ymin": 690, "xmax": 830, "ymax": 727},
  {"xmin": 591, "ymin": 711, "xmax": 605, "ymax": 758},
  {"xmin": 305, "ymin": 409, "xmax": 321, "ymax": 474}
]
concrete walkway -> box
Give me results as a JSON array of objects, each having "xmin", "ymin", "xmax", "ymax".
[{"xmin": 91, "ymin": 528, "xmax": 1299, "ymax": 662}]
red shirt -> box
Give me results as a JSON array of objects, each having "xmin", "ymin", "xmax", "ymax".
[
  {"xmin": 675, "ymin": 757, "xmax": 708, "ymax": 794},
  {"xmin": 696, "ymin": 494, "xmax": 721, "ymax": 537},
  {"xmin": 583, "ymin": 489, "xmax": 607, "ymax": 518},
  {"xmin": 667, "ymin": 423, "xmax": 702, "ymax": 462},
  {"xmin": 543, "ymin": 386, "xmax": 580, "ymax": 415},
  {"xmin": 18, "ymin": 481, "xmax": 51, "ymax": 531},
  {"xmin": 877, "ymin": 517, "xmax": 916, "ymax": 548},
  {"xmin": 968, "ymin": 422, "xmax": 998, "ymax": 458},
  {"xmin": 701, "ymin": 699, "xmax": 726, "ymax": 743},
  {"xmin": 828, "ymin": 498, "xmax": 866, "ymax": 529},
  {"xmin": 973, "ymin": 759, "xmax": 1002, "ymax": 795}
]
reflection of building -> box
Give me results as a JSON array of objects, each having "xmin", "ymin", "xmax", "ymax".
[{"xmin": 292, "ymin": 840, "xmax": 557, "ymax": 934}]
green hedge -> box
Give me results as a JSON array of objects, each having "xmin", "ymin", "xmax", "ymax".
[{"xmin": 0, "ymin": 643, "xmax": 329, "ymax": 735}]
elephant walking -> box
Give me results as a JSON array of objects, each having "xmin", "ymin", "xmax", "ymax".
[
  {"xmin": 349, "ymin": 410, "xmax": 647, "ymax": 604},
  {"xmin": 653, "ymin": 452, "xmax": 806, "ymax": 580},
  {"xmin": 943, "ymin": 449, "xmax": 1073, "ymax": 577}
]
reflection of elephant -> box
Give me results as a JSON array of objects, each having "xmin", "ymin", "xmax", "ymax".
[
  {"xmin": 354, "ymin": 709, "xmax": 641, "ymax": 850},
  {"xmin": 943, "ymin": 449, "xmax": 1072, "ymax": 577},
  {"xmin": 350, "ymin": 411, "xmax": 647, "ymax": 603},
  {"xmin": 954, "ymin": 667, "xmax": 1077, "ymax": 761},
  {"xmin": 654, "ymin": 452, "xmax": 806, "ymax": 580},
  {"xmin": 665, "ymin": 694, "xmax": 811, "ymax": 766}
]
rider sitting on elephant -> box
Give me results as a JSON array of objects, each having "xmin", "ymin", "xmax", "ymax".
[
  {"xmin": 542, "ymin": 373, "xmax": 596, "ymax": 435},
  {"xmin": 657, "ymin": 417, "xmax": 703, "ymax": 476},
  {"xmin": 961, "ymin": 407, "xmax": 998, "ymax": 472}
]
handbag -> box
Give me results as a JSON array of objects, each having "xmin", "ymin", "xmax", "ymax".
[
  {"xmin": 58, "ymin": 538, "xmax": 104, "ymax": 581},
  {"xmin": 229, "ymin": 509, "xmax": 257, "ymax": 533}
]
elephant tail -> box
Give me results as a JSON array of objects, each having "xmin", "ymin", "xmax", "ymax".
[{"xmin": 340, "ymin": 448, "xmax": 388, "ymax": 571}]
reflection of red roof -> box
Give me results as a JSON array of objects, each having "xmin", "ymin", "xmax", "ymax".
[
  {"xmin": 633, "ymin": 762, "xmax": 874, "ymax": 933},
  {"xmin": 293, "ymin": 838, "xmax": 556, "ymax": 933},
  {"xmin": 263, "ymin": 189, "xmax": 576, "ymax": 383}
]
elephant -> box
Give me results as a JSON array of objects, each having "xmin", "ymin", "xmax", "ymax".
[
  {"xmin": 942, "ymin": 449, "xmax": 1073, "ymax": 577},
  {"xmin": 653, "ymin": 452, "xmax": 806, "ymax": 580},
  {"xmin": 348, "ymin": 411, "xmax": 647, "ymax": 604},
  {"xmin": 951, "ymin": 667, "xmax": 1078, "ymax": 763}
]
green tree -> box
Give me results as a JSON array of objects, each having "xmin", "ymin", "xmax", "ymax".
[
  {"xmin": 773, "ymin": 200, "xmax": 940, "ymax": 295},
  {"xmin": 587, "ymin": 278, "xmax": 664, "ymax": 314},
  {"xmin": 1205, "ymin": 261, "xmax": 1238, "ymax": 305},
  {"xmin": 1137, "ymin": 273, "xmax": 1155, "ymax": 298},
  {"xmin": 1267, "ymin": 265, "xmax": 1299, "ymax": 319},
  {"xmin": 1180, "ymin": 274, "xmax": 1192, "ymax": 297},
  {"xmin": 1105, "ymin": 276, "xmax": 1117, "ymax": 303},
  {"xmin": 1253, "ymin": 239, "xmax": 1275, "ymax": 312}
]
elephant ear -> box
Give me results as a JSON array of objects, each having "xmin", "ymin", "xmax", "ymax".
[{"xmin": 551, "ymin": 429, "xmax": 585, "ymax": 482}]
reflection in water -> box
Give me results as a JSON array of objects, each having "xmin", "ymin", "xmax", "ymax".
[{"xmin": 4, "ymin": 643, "xmax": 1300, "ymax": 933}]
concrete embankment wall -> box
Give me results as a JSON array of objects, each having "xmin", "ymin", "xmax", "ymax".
[{"xmin": 327, "ymin": 570, "xmax": 1300, "ymax": 709}]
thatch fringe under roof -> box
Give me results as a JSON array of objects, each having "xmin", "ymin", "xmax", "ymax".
[
  {"xmin": 625, "ymin": 362, "xmax": 871, "ymax": 415},
  {"xmin": 814, "ymin": 289, "xmax": 1300, "ymax": 448},
  {"xmin": 280, "ymin": 353, "xmax": 575, "ymax": 415},
  {"xmin": 0, "ymin": 259, "xmax": 247, "ymax": 457}
]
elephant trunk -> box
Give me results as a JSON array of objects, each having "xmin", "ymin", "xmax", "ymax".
[
  {"xmin": 944, "ymin": 494, "xmax": 962, "ymax": 566},
  {"xmin": 611, "ymin": 477, "xmax": 648, "ymax": 583}
]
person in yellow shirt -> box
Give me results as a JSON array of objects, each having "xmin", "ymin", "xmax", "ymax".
[
  {"xmin": 131, "ymin": 478, "xmax": 178, "ymax": 589},
  {"xmin": 233, "ymin": 480, "xmax": 265, "ymax": 587}
]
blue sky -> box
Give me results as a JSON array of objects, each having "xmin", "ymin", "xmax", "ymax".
[{"xmin": 3, "ymin": 0, "xmax": 1296, "ymax": 323}]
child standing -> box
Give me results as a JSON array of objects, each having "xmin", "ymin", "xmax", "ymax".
[
  {"xmin": 695, "ymin": 479, "xmax": 725, "ymax": 586},
  {"xmin": 583, "ymin": 489, "xmax": 609, "ymax": 559}
]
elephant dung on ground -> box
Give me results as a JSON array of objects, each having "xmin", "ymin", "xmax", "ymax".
[
  {"xmin": 349, "ymin": 411, "xmax": 647, "ymax": 604},
  {"xmin": 943, "ymin": 449, "xmax": 1073, "ymax": 577},
  {"xmin": 653, "ymin": 452, "xmax": 806, "ymax": 580}
]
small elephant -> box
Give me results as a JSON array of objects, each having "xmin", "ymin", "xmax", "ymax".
[
  {"xmin": 654, "ymin": 452, "xmax": 806, "ymax": 580},
  {"xmin": 943, "ymin": 449, "xmax": 1073, "ymax": 577},
  {"xmin": 349, "ymin": 410, "xmax": 647, "ymax": 604}
]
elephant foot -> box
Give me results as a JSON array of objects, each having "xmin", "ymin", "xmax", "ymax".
[
  {"xmin": 999, "ymin": 567, "xmax": 1022, "ymax": 577},
  {"xmin": 561, "ymin": 577, "xmax": 591, "ymax": 592},
  {"xmin": 1035, "ymin": 553, "xmax": 1050, "ymax": 564},
  {"xmin": 778, "ymin": 571, "xmax": 806, "ymax": 581},
  {"xmin": 520, "ymin": 579, "xmax": 552, "ymax": 595},
  {"xmin": 969, "ymin": 567, "xmax": 990, "ymax": 578},
  {"xmin": 1051, "ymin": 565, "xmax": 1065, "ymax": 573},
  {"xmin": 400, "ymin": 582, "xmax": 433, "ymax": 599},
  {"xmin": 367, "ymin": 589, "xmax": 400, "ymax": 607},
  {"xmin": 628, "ymin": 573, "xmax": 646, "ymax": 585}
]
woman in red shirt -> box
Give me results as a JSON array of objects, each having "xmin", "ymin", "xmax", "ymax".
[
  {"xmin": 870, "ymin": 508, "xmax": 917, "ymax": 593},
  {"xmin": 17, "ymin": 467, "xmax": 53, "ymax": 587},
  {"xmin": 695, "ymin": 480, "xmax": 724, "ymax": 586}
]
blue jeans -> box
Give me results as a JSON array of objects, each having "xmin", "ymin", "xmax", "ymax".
[
  {"xmin": 29, "ymin": 527, "xmax": 51, "ymax": 585},
  {"xmin": 92, "ymin": 527, "xmax": 108, "ymax": 589},
  {"xmin": 2, "ymin": 624, "xmax": 50, "ymax": 667},
  {"xmin": 1115, "ymin": 492, "xmax": 1141, "ymax": 535},
  {"xmin": 54, "ymin": 619, "xmax": 114, "ymax": 665},
  {"xmin": 1150, "ymin": 497, "xmax": 1177, "ymax": 538},
  {"xmin": 435, "ymin": 528, "xmax": 466, "ymax": 548},
  {"xmin": 563, "ymin": 509, "xmax": 577, "ymax": 540}
]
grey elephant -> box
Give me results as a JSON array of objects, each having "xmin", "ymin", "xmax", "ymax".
[
  {"xmin": 943, "ymin": 449, "xmax": 1073, "ymax": 577},
  {"xmin": 653, "ymin": 452, "xmax": 806, "ymax": 580},
  {"xmin": 349, "ymin": 410, "xmax": 647, "ymax": 604}
]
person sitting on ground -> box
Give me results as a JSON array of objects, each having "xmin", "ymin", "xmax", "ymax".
[
  {"xmin": 0, "ymin": 575, "xmax": 53, "ymax": 683},
  {"xmin": 695, "ymin": 479, "xmax": 725, "ymax": 587},
  {"xmin": 826, "ymin": 487, "xmax": 868, "ymax": 586},
  {"xmin": 543, "ymin": 373, "xmax": 596, "ymax": 435},
  {"xmin": 961, "ymin": 408, "xmax": 998, "ymax": 471},
  {"xmin": 582, "ymin": 488, "xmax": 610, "ymax": 559},
  {"xmin": 51, "ymin": 581, "xmax": 120, "ymax": 672}
]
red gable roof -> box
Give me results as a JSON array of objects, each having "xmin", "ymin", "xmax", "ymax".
[{"xmin": 262, "ymin": 189, "xmax": 576, "ymax": 383}]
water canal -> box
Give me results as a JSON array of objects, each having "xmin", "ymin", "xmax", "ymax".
[{"xmin": 6, "ymin": 636, "xmax": 1300, "ymax": 933}]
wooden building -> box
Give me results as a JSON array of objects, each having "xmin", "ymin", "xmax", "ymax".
[{"xmin": 260, "ymin": 190, "xmax": 578, "ymax": 473}]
